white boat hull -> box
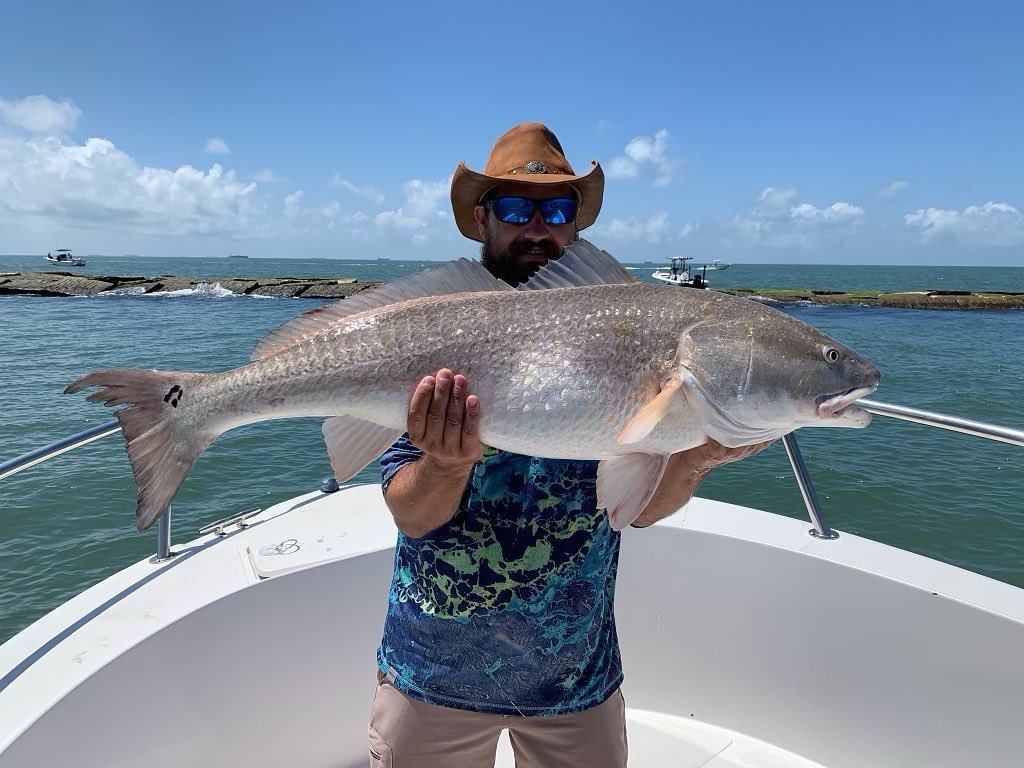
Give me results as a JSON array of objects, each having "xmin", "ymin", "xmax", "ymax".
[
  {"xmin": 1, "ymin": 484, "xmax": 1022, "ymax": 767},
  {"xmin": 651, "ymin": 270, "xmax": 706, "ymax": 287}
]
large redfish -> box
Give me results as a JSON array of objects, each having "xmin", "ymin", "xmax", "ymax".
[{"xmin": 67, "ymin": 241, "xmax": 879, "ymax": 532}]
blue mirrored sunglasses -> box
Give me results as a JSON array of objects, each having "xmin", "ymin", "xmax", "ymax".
[{"xmin": 483, "ymin": 196, "xmax": 578, "ymax": 225}]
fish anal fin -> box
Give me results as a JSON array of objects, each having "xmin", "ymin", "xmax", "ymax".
[
  {"xmin": 617, "ymin": 378, "xmax": 683, "ymax": 445},
  {"xmin": 252, "ymin": 259, "xmax": 512, "ymax": 361},
  {"xmin": 322, "ymin": 415, "xmax": 403, "ymax": 482},
  {"xmin": 597, "ymin": 453, "xmax": 670, "ymax": 531}
]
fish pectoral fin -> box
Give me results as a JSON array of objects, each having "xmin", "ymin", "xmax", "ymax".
[
  {"xmin": 322, "ymin": 416, "xmax": 403, "ymax": 482},
  {"xmin": 597, "ymin": 453, "xmax": 671, "ymax": 531},
  {"xmin": 617, "ymin": 378, "xmax": 683, "ymax": 445}
]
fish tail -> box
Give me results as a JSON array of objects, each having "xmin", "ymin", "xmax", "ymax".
[{"xmin": 65, "ymin": 368, "xmax": 215, "ymax": 531}]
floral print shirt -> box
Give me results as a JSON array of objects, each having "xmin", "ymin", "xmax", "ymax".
[{"xmin": 377, "ymin": 436, "xmax": 623, "ymax": 716}]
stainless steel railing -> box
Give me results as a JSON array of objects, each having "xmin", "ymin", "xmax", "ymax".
[
  {"xmin": 2, "ymin": 400, "xmax": 1022, "ymax": 548},
  {"xmin": 0, "ymin": 419, "xmax": 174, "ymax": 561},
  {"xmin": 0, "ymin": 419, "xmax": 121, "ymax": 482},
  {"xmin": 784, "ymin": 398, "xmax": 1024, "ymax": 539},
  {"xmin": 859, "ymin": 398, "xmax": 1024, "ymax": 447},
  {"xmin": 781, "ymin": 433, "xmax": 836, "ymax": 538}
]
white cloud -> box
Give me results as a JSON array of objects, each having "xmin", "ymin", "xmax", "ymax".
[
  {"xmin": 252, "ymin": 168, "xmax": 278, "ymax": 183},
  {"xmin": 679, "ymin": 222, "xmax": 700, "ymax": 238},
  {"xmin": 282, "ymin": 190, "xmax": 346, "ymax": 231},
  {"xmin": 0, "ymin": 95, "xmax": 81, "ymax": 135},
  {"xmin": 374, "ymin": 177, "xmax": 451, "ymax": 241},
  {"xmin": 283, "ymin": 190, "xmax": 304, "ymax": 212},
  {"xmin": 205, "ymin": 137, "xmax": 230, "ymax": 154},
  {"xmin": 877, "ymin": 180, "xmax": 908, "ymax": 198},
  {"xmin": 0, "ymin": 95, "xmax": 379, "ymax": 243},
  {"xmin": 905, "ymin": 202, "xmax": 1023, "ymax": 246},
  {"xmin": 0, "ymin": 131, "xmax": 263, "ymax": 237},
  {"xmin": 0, "ymin": 95, "xmax": 510, "ymax": 254},
  {"xmin": 732, "ymin": 187, "xmax": 864, "ymax": 248},
  {"xmin": 329, "ymin": 173, "xmax": 385, "ymax": 204},
  {"xmin": 606, "ymin": 129, "xmax": 676, "ymax": 187},
  {"xmin": 790, "ymin": 201, "xmax": 865, "ymax": 222},
  {"xmin": 593, "ymin": 211, "xmax": 672, "ymax": 243}
]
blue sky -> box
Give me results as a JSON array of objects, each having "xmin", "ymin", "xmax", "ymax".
[{"xmin": 1, "ymin": 1, "xmax": 1021, "ymax": 265}]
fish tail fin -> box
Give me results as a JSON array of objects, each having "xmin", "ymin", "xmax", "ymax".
[{"xmin": 66, "ymin": 369, "xmax": 215, "ymax": 531}]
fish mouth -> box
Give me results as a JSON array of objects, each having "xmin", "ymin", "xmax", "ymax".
[{"xmin": 815, "ymin": 385, "xmax": 878, "ymax": 421}]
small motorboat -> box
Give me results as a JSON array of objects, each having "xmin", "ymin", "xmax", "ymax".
[
  {"xmin": 45, "ymin": 249, "xmax": 85, "ymax": 267},
  {"xmin": 651, "ymin": 256, "xmax": 708, "ymax": 288}
]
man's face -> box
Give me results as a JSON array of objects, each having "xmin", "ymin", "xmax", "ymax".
[{"xmin": 473, "ymin": 182, "xmax": 578, "ymax": 286}]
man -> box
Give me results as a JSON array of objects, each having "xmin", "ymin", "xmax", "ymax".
[{"xmin": 369, "ymin": 123, "xmax": 766, "ymax": 767}]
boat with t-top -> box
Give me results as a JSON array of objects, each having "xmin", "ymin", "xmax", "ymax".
[
  {"xmin": 651, "ymin": 255, "xmax": 709, "ymax": 288},
  {"xmin": 44, "ymin": 249, "xmax": 85, "ymax": 267}
]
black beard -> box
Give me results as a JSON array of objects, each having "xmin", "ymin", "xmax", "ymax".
[{"xmin": 480, "ymin": 234, "xmax": 562, "ymax": 287}]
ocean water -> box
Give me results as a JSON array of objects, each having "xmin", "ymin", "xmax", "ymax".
[{"xmin": 1, "ymin": 253, "xmax": 1022, "ymax": 644}]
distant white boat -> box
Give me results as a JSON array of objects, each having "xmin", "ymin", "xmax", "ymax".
[
  {"xmin": 704, "ymin": 259, "xmax": 731, "ymax": 271},
  {"xmin": 45, "ymin": 249, "xmax": 85, "ymax": 267},
  {"xmin": 651, "ymin": 256, "xmax": 709, "ymax": 288}
]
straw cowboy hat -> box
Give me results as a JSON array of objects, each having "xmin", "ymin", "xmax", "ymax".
[{"xmin": 450, "ymin": 123, "xmax": 605, "ymax": 242}]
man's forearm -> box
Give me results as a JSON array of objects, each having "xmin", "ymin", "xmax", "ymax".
[
  {"xmin": 630, "ymin": 439, "xmax": 775, "ymax": 528},
  {"xmin": 384, "ymin": 455, "xmax": 475, "ymax": 538}
]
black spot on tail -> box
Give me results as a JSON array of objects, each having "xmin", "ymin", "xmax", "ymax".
[{"xmin": 163, "ymin": 384, "xmax": 183, "ymax": 408}]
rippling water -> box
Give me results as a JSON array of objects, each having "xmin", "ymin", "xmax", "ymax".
[{"xmin": 1, "ymin": 253, "xmax": 1022, "ymax": 643}]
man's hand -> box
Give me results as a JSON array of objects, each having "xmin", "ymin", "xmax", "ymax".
[
  {"xmin": 384, "ymin": 368, "xmax": 485, "ymax": 538},
  {"xmin": 407, "ymin": 368, "xmax": 485, "ymax": 468},
  {"xmin": 680, "ymin": 437, "xmax": 774, "ymax": 474}
]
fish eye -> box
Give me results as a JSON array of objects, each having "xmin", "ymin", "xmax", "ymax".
[{"xmin": 823, "ymin": 347, "xmax": 841, "ymax": 363}]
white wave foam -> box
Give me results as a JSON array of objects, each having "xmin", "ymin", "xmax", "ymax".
[
  {"xmin": 97, "ymin": 285, "xmax": 148, "ymax": 297},
  {"xmin": 149, "ymin": 282, "xmax": 239, "ymax": 298}
]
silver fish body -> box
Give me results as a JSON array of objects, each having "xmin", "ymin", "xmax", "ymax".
[{"xmin": 67, "ymin": 241, "xmax": 880, "ymax": 531}]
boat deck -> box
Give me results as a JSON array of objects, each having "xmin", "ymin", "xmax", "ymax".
[
  {"xmin": 3, "ymin": 484, "xmax": 1023, "ymax": 767},
  {"xmin": 495, "ymin": 710, "xmax": 823, "ymax": 767}
]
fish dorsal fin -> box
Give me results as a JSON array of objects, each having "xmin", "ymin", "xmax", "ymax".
[
  {"xmin": 519, "ymin": 239, "xmax": 640, "ymax": 291},
  {"xmin": 251, "ymin": 258, "xmax": 512, "ymax": 361}
]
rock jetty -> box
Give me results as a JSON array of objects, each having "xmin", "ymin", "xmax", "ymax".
[
  {"xmin": 1, "ymin": 271, "xmax": 1022, "ymax": 310},
  {"xmin": 0, "ymin": 271, "xmax": 381, "ymax": 299},
  {"xmin": 716, "ymin": 288, "xmax": 1024, "ymax": 310}
]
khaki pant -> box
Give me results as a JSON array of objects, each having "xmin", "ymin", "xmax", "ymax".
[{"xmin": 368, "ymin": 675, "xmax": 627, "ymax": 767}]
